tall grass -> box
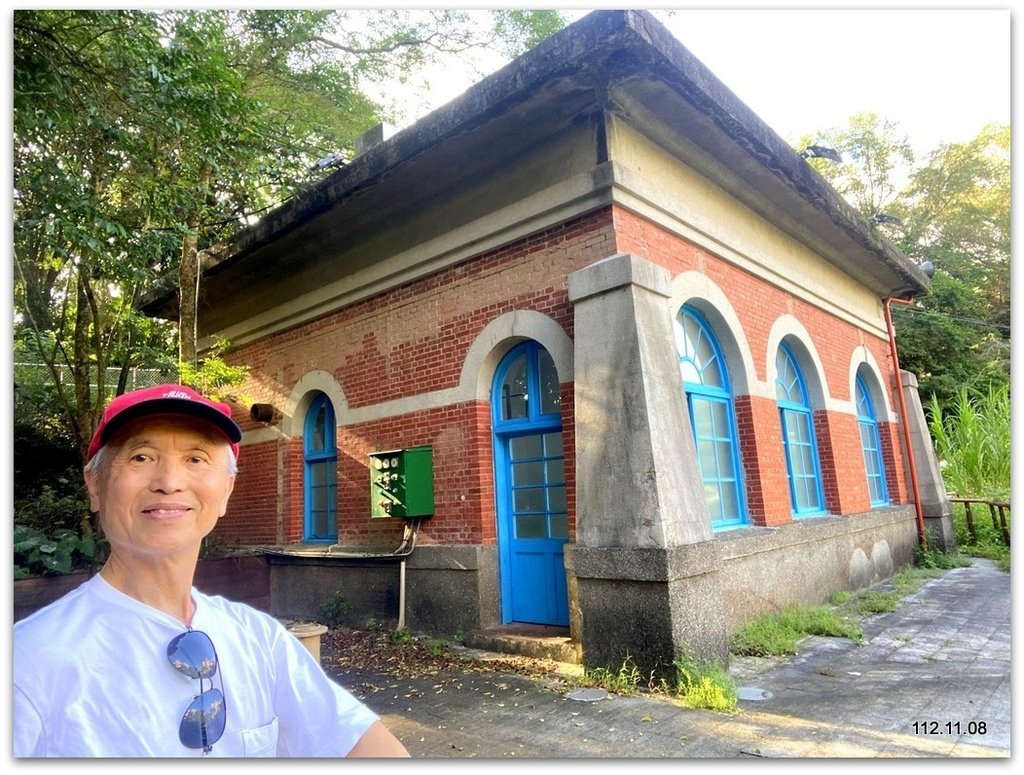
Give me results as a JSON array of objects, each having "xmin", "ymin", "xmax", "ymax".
[{"xmin": 927, "ymin": 385, "xmax": 1010, "ymax": 500}]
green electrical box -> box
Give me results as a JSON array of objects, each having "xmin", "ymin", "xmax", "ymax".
[{"xmin": 369, "ymin": 446, "xmax": 435, "ymax": 519}]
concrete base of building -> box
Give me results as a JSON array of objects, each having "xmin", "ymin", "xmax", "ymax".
[
  {"xmin": 266, "ymin": 506, "xmax": 922, "ymax": 668},
  {"xmin": 569, "ymin": 541, "xmax": 728, "ymax": 680},
  {"xmin": 715, "ymin": 506, "xmax": 920, "ymax": 631}
]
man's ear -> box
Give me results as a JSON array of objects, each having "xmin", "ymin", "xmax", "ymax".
[
  {"xmin": 83, "ymin": 466, "xmax": 102, "ymax": 514},
  {"xmin": 218, "ymin": 474, "xmax": 236, "ymax": 518}
]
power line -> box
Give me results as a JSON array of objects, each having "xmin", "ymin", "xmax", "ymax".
[{"xmin": 891, "ymin": 304, "xmax": 1010, "ymax": 332}]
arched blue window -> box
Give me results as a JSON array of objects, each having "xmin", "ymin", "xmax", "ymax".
[
  {"xmin": 304, "ymin": 393, "xmax": 337, "ymax": 542},
  {"xmin": 856, "ymin": 374, "xmax": 889, "ymax": 506},
  {"xmin": 775, "ymin": 342, "xmax": 825, "ymax": 516},
  {"xmin": 675, "ymin": 307, "xmax": 746, "ymax": 529}
]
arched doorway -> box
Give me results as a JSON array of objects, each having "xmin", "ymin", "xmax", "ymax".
[{"xmin": 491, "ymin": 341, "xmax": 568, "ymax": 626}]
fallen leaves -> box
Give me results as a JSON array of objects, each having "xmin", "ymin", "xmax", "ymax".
[{"xmin": 321, "ymin": 625, "xmax": 563, "ymax": 683}]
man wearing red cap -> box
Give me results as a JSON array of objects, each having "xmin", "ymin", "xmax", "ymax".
[{"xmin": 13, "ymin": 384, "xmax": 409, "ymax": 757}]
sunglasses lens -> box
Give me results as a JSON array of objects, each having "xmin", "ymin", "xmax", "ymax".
[
  {"xmin": 167, "ymin": 630, "xmax": 218, "ymax": 680},
  {"xmin": 179, "ymin": 688, "xmax": 226, "ymax": 751}
]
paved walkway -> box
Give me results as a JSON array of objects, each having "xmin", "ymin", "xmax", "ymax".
[{"xmin": 329, "ymin": 558, "xmax": 1011, "ymax": 758}]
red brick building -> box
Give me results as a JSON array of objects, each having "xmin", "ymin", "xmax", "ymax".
[{"xmin": 144, "ymin": 11, "xmax": 949, "ymax": 674}]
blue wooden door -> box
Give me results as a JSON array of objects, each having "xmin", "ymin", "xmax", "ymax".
[{"xmin": 493, "ymin": 342, "xmax": 568, "ymax": 626}]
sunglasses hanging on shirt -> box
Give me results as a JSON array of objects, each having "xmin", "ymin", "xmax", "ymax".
[{"xmin": 166, "ymin": 629, "xmax": 226, "ymax": 754}]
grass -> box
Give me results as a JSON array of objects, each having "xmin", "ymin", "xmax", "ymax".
[
  {"xmin": 927, "ymin": 385, "xmax": 1009, "ymax": 503},
  {"xmin": 567, "ymin": 651, "xmax": 740, "ymax": 712},
  {"xmin": 672, "ymin": 651, "xmax": 738, "ymax": 712},
  {"xmin": 926, "ymin": 384, "xmax": 1010, "ymax": 573},
  {"xmin": 568, "ymin": 654, "xmax": 643, "ymax": 695},
  {"xmin": 730, "ymin": 548, "xmax": 976, "ymax": 659},
  {"xmin": 729, "ymin": 604, "xmax": 862, "ymax": 657}
]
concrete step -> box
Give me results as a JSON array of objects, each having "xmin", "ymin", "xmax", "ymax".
[{"xmin": 463, "ymin": 623, "xmax": 582, "ymax": 664}]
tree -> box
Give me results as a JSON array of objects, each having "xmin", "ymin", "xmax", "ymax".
[
  {"xmin": 797, "ymin": 118, "xmax": 1010, "ymax": 405},
  {"xmin": 14, "ymin": 10, "xmax": 184, "ymax": 455},
  {"xmin": 901, "ymin": 125, "xmax": 1010, "ymax": 332},
  {"xmin": 798, "ymin": 112, "xmax": 915, "ymax": 221},
  {"xmin": 13, "ymin": 8, "xmax": 568, "ymax": 463}
]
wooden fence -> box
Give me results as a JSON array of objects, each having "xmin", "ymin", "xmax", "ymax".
[{"xmin": 949, "ymin": 498, "xmax": 1011, "ymax": 547}]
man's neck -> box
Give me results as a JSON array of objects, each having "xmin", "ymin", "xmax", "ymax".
[{"xmin": 99, "ymin": 553, "xmax": 199, "ymax": 626}]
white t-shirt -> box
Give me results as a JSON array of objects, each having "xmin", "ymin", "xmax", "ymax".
[{"xmin": 13, "ymin": 574, "xmax": 379, "ymax": 757}]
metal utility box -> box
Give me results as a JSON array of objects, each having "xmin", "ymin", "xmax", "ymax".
[{"xmin": 369, "ymin": 446, "xmax": 435, "ymax": 519}]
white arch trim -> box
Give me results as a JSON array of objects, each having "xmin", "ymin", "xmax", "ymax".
[
  {"xmin": 461, "ymin": 309, "xmax": 574, "ymax": 402},
  {"xmin": 849, "ymin": 346, "xmax": 897, "ymax": 422},
  {"xmin": 765, "ymin": 314, "xmax": 842, "ymax": 413},
  {"xmin": 281, "ymin": 370, "xmax": 349, "ymax": 436},
  {"xmin": 263, "ymin": 312, "xmax": 573, "ymax": 429},
  {"xmin": 667, "ymin": 270, "xmax": 762, "ymax": 398}
]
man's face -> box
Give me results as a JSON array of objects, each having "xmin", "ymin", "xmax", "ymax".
[{"xmin": 85, "ymin": 414, "xmax": 236, "ymax": 565}]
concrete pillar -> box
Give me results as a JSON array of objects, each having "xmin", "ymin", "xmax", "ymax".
[
  {"xmin": 900, "ymin": 370, "xmax": 957, "ymax": 551},
  {"xmin": 566, "ymin": 253, "xmax": 728, "ymax": 679}
]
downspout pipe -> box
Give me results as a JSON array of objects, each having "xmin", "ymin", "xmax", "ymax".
[{"xmin": 883, "ymin": 295, "xmax": 929, "ymax": 552}]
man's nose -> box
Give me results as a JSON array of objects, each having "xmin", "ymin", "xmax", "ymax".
[{"xmin": 150, "ymin": 458, "xmax": 187, "ymax": 491}]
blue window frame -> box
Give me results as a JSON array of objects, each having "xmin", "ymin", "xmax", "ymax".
[
  {"xmin": 675, "ymin": 307, "xmax": 746, "ymax": 529},
  {"xmin": 856, "ymin": 374, "xmax": 889, "ymax": 506},
  {"xmin": 304, "ymin": 393, "xmax": 337, "ymax": 542},
  {"xmin": 775, "ymin": 343, "xmax": 825, "ymax": 516},
  {"xmin": 492, "ymin": 341, "xmax": 568, "ymax": 626}
]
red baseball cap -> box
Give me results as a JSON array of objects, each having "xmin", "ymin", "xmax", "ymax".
[{"xmin": 86, "ymin": 384, "xmax": 242, "ymax": 462}]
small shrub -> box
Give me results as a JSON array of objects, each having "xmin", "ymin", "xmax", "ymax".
[
  {"xmin": 13, "ymin": 522, "xmax": 106, "ymax": 579},
  {"xmin": 317, "ymin": 592, "xmax": 351, "ymax": 628},
  {"xmin": 851, "ymin": 591, "xmax": 900, "ymax": 615},
  {"xmin": 391, "ymin": 628, "xmax": 413, "ymax": 645},
  {"xmin": 830, "ymin": 590, "xmax": 853, "ymax": 605},
  {"xmin": 915, "ymin": 546, "xmax": 972, "ymax": 571}
]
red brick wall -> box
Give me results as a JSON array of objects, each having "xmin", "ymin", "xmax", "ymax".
[
  {"xmin": 218, "ymin": 204, "xmax": 907, "ymax": 547},
  {"xmin": 220, "ymin": 213, "xmax": 603, "ymax": 546},
  {"xmin": 612, "ymin": 206, "xmax": 908, "ymax": 521}
]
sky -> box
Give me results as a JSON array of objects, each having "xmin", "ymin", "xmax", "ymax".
[{"xmin": 379, "ymin": 5, "xmax": 1011, "ymax": 159}]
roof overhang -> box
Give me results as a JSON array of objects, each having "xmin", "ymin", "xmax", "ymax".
[{"xmin": 142, "ymin": 9, "xmax": 929, "ymax": 324}]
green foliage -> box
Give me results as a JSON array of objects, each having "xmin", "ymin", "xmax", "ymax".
[
  {"xmin": 489, "ymin": 10, "xmax": 566, "ymax": 54},
  {"xmin": 892, "ymin": 564, "xmax": 947, "ymax": 595},
  {"xmin": 798, "ymin": 118, "xmax": 1009, "ymax": 409},
  {"xmin": 730, "ymin": 605, "xmax": 862, "ymax": 657},
  {"xmin": 569, "ymin": 650, "xmax": 737, "ymax": 711},
  {"xmin": 927, "ymin": 385, "xmax": 1010, "ymax": 500},
  {"xmin": 14, "ymin": 481, "xmax": 91, "ymax": 534},
  {"xmin": 13, "ymin": 8, "xmax": 567, "ymax": 466},
  {"xmin": 574, "ymin": 655, "xmax": 643, "ymax": 695},
  {"xmin": 904, "ymin": 124, "xmax": 1010, "ymax": 330},
  {"xmin": 427, "ymin": 638, "xmax": 448, "ymax": 657},
  {"xmin": 945, "ymin": 504, "xmax": 1010, "ymax": 572},
  {"xmin": 13, "ymin": 523, "xmax": 107, "ymax": 579},
  {"xmin": 914, "ymin": 545, "xmax": 973, "ymax": 571},
  {"xmin": 673, "ymin": 650, "xmax": 738, "ymax": 711},
  {"xmin": 893, "ymin": 275, "xmax": 1009, "ymax": 406},
  {"xmin": 849, "ymin": 591, "xmax": 900, "ymax": 615},
  {"xmin": 317, "ymin": 592, "xmax": 352, "ymax": 628},
  {"xmin": 798, "ymin": 112, "xmax": 914, "ymax": 217},
  {"xmin": 391, "ymin": 628, "xmax": 414, "ymax": 645},
  {"xmin": 176, "ymin": 338, "xmax": 251, "ymax": 402}
]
